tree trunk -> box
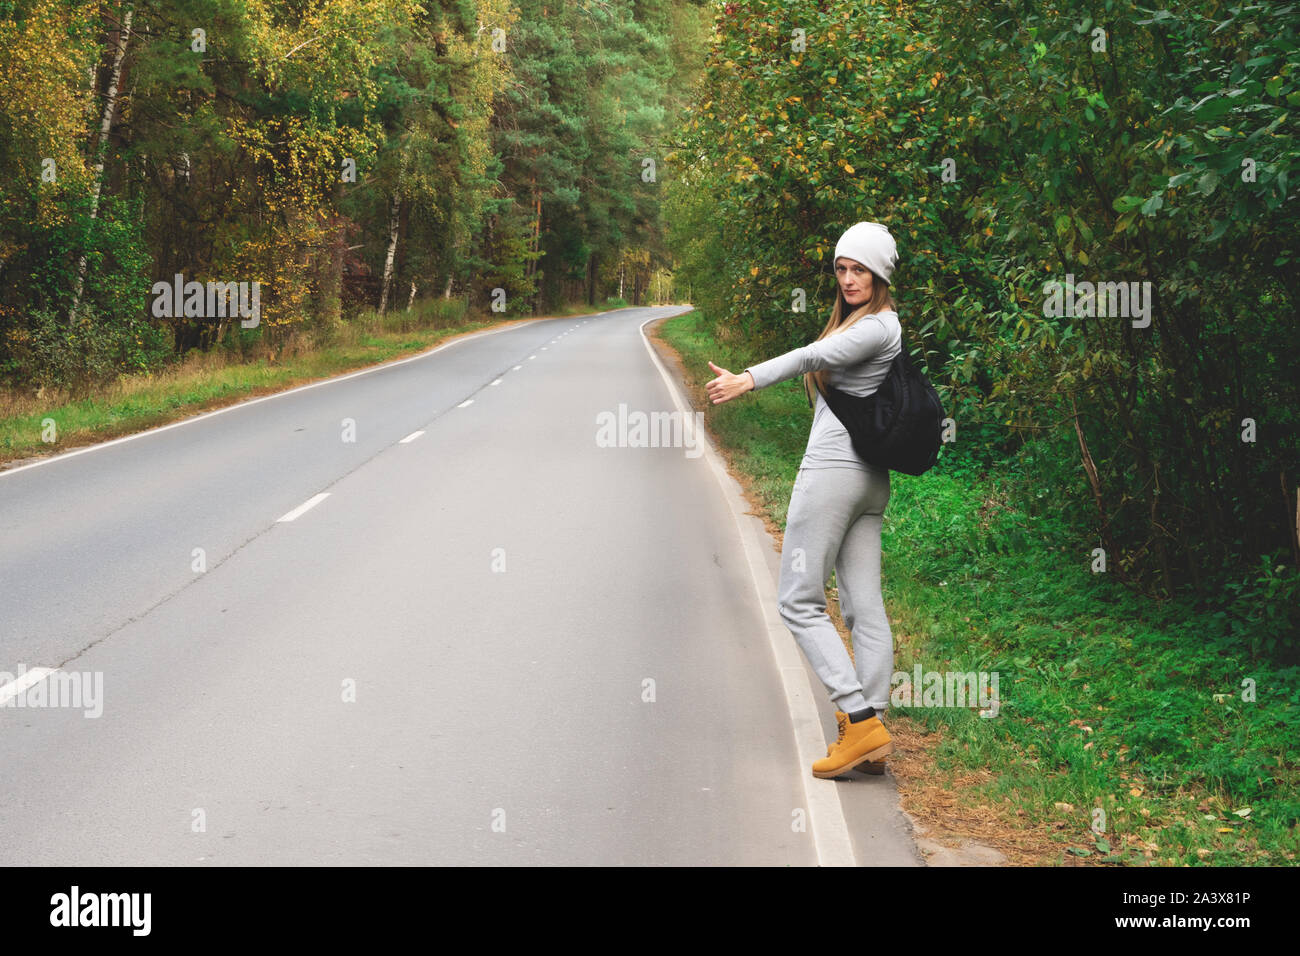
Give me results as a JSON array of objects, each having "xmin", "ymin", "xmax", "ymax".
[
  {"xmin": 325, "ymin": 189, "xmax": 345, "ymax": 327},
  {"xmin": 1071, "ymin": 394, "xmax": 1123, "ymax": 583},
  {"xmin": 69, "ymin": 2, "xmax": 134, "ymax": 324},
  {"xmin": 378, "ymin": 191, "xmax": 401, "ymax": 314},
  {"xmin": 1283, "ymin": 473, "xmax": 1300, "ymax": 569},
  {"xmin": 378, "ymin": 148, "xmax": 408, "ymax": 315},
  {"xmin": 526, "ymin": 170, "xmax": 542, "ymax": 312}
]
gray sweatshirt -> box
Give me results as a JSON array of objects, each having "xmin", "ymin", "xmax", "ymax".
[{"xmin": 743, "ymin": 309, "xmax": 902, "ymax": 470}]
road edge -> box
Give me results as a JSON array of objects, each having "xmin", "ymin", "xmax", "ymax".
[{"xmin": 638, "ymin": 309, "xmax": 857, "ymax": 868}]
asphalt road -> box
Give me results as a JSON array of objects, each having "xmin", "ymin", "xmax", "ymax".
[{"xmin": 0, "ymin": 305, "xmax": 922, "ymax": 865}]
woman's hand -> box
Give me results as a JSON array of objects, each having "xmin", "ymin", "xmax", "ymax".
[{"xmin": 705, "ymin": 361, "xmax": 754, "ymax": 404}]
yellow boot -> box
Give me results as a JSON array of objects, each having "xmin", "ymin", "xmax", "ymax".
[{"xmin": 812, "ymin": 710, "xmax": 893, "ymax": 778}]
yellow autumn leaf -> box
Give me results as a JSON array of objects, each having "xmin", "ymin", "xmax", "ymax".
[{"xmin": 844, "ymin": 163, "xmax": 855, "ymax": 174}]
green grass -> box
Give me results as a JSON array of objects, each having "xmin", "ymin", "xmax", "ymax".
[{"xmin": 658, "ymin": 307, "xmax": 1300, "ymax": 867}]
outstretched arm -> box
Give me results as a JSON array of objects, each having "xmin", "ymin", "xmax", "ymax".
[{"xmin": 743, "ymin": 316, "xmax": 893, "ymax": 391}]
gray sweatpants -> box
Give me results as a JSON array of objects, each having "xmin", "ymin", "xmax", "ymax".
[{"xmin": 778, "ymin": 464, "xmax": 893, "ymax": 714}]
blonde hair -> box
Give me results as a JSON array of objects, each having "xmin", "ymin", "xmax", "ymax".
[{"xmin": 801, "ymin": 268, "xmax": 896, "ymax": 407}]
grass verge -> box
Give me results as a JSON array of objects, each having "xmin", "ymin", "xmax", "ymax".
[{"xmin": 651, "ymin": 307, "xmax": 1299, "ymax": 867}]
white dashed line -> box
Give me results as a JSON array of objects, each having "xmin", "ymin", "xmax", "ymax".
[
  {"xmin": 0, "ymin": 319, "xmax": 538, "ymax": 480},
  {"xmin": 0, "ymin": 667, "xmax": 56, "ymax": 706},
  {"xmin": 276, "ymin": 493, "xmax": 330, "ymax": 523},
  {"xmin": 399, "ymin": 430, "xmax": 425, "ymax": 443},
  {"xmin": 457, "ymin": 399, "xmax": 473, "ymax": 408}
]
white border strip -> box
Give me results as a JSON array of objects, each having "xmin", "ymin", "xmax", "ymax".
[
  {"xmin": 638, "ymin": 312, "xmax": 856, "ymax": 868},
  {"xmin": 0, "ymin": 319, "xmax": 540, "ymax": 480}
]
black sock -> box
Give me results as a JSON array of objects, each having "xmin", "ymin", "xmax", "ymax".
[{"xmin": 848, "ymin": 706, "xmax": 876, "ymax": 723}]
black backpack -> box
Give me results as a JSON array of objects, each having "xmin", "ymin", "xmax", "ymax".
[{"xmin": 815, "ymin": 337, "xmax": 945, "ymax": 476}]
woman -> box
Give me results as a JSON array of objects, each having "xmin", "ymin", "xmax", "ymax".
[{"xmin": 705, "ymin": 221, "xmax": 902, "ymax": 779}]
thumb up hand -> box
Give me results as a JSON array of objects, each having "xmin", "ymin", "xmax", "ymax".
[{"xmin": 705, "ymin": 361, "xmax": 754, "ymax": 405}]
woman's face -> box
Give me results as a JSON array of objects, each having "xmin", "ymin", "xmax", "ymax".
[{"xmin": 835, "ymin": 258, "xmax": 873, "ymax": 307}]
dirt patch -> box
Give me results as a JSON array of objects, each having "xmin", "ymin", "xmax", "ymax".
[{"xmin": 881, "ymin": 717, "xmax": 1097, "ymax": 866}]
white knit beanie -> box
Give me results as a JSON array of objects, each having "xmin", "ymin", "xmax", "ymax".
[{"xmin": 833, "ymin": 221, "xmax": 899, "ymax": 285}]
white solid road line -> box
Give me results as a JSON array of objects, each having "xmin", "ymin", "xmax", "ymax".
[
  {"xmin": 276, "ymin": 492, "xmax": 331, "ymax": 523},
  {"xmin": 0, "ymin": 667, "xmax": 56, "ymax": 706},
  {"xmin": 399, "ymin": 431, "xmax": 425, "ymax": 443},
  {"xmin": 637, "ymin": 311, "xmax": 858, "ymax": 868}
]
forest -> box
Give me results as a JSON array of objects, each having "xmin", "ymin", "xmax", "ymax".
[
  {"xmin": 3, "ymin": 0, "xmax": 1295, "ymax": 655},
  {"xmin": 0, "ymin": 0, "xmax": 703, "ymax": 382}
]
